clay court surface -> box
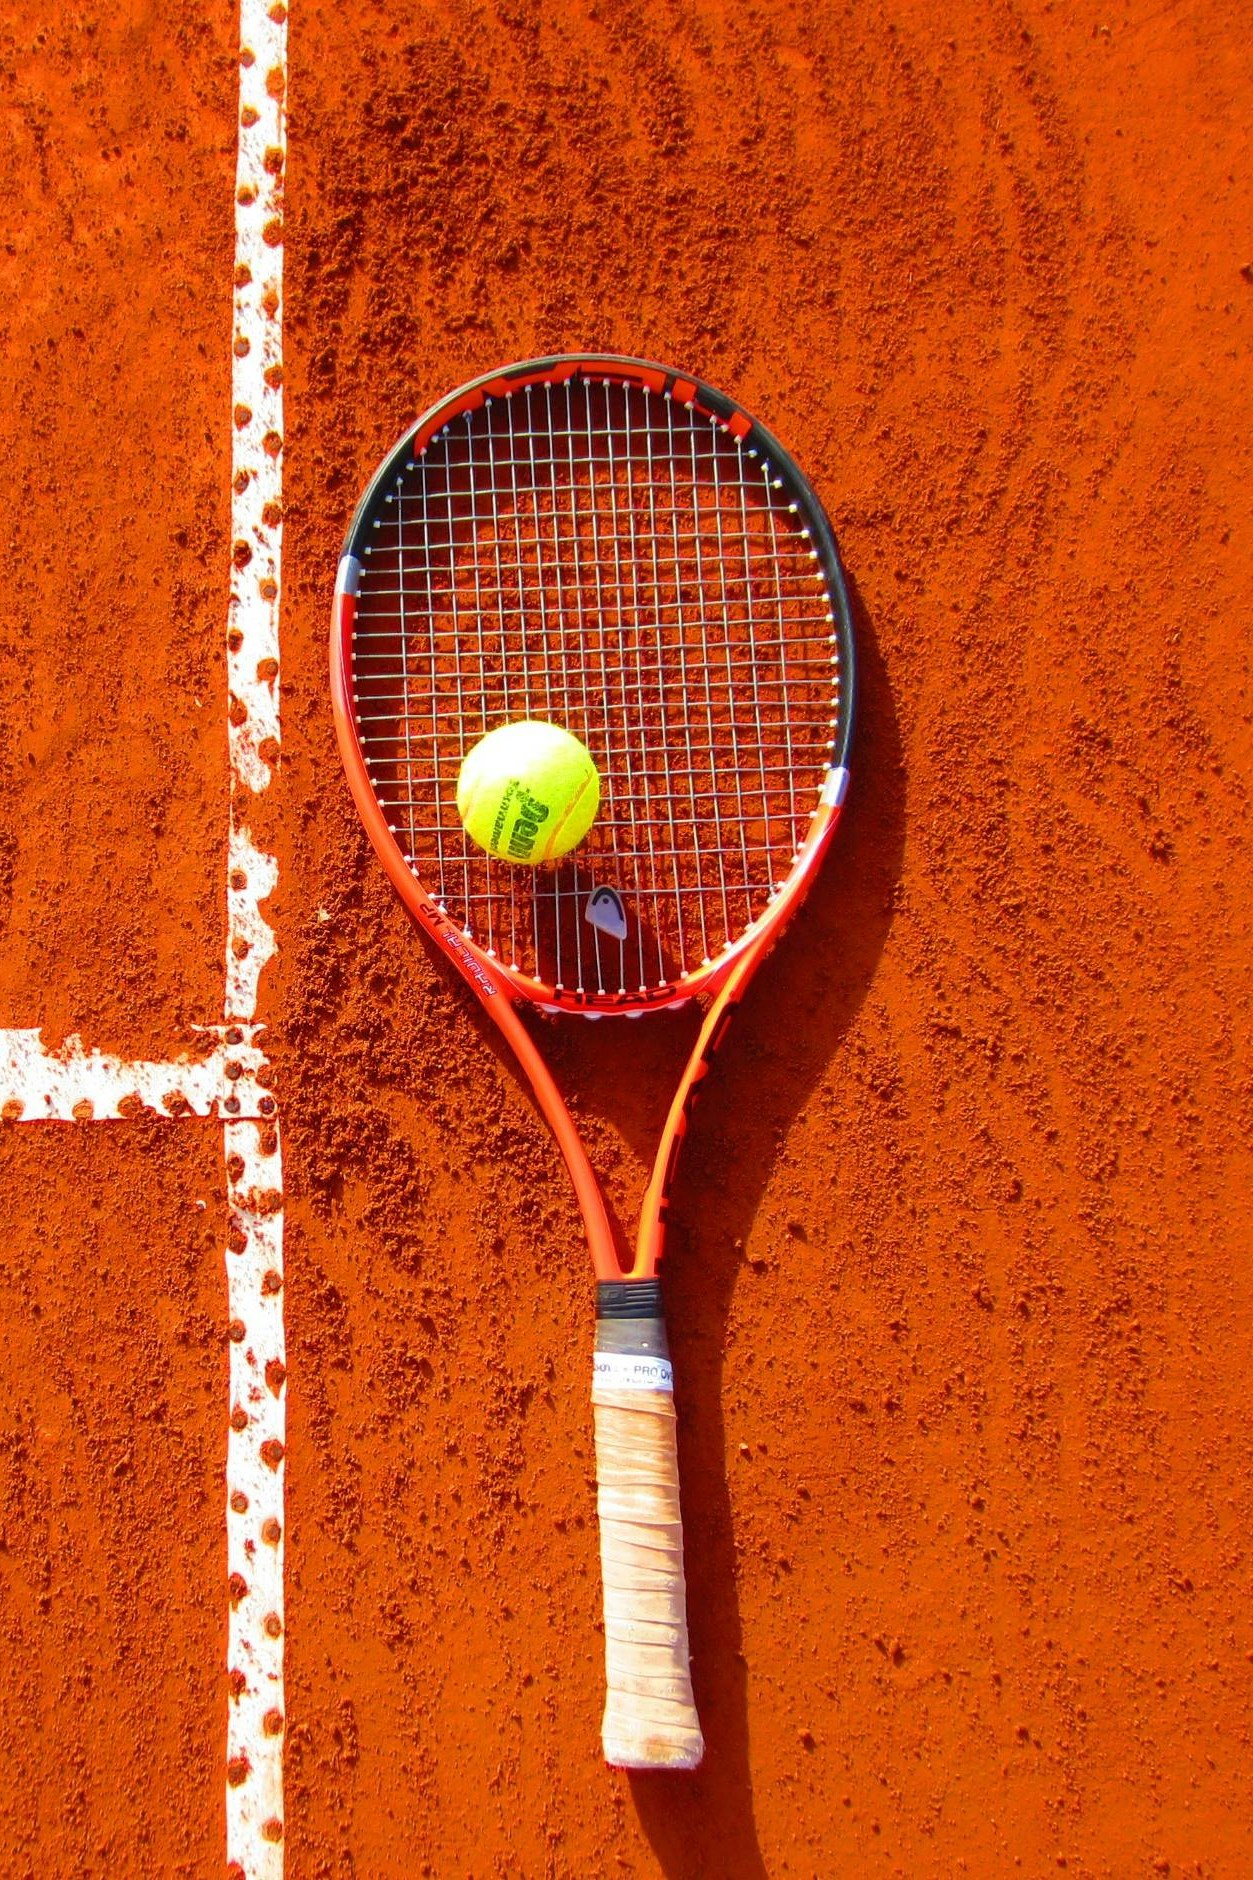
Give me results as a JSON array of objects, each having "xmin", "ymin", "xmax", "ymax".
[{"xmin": 1, "ymin": 0, "xmax": 1251, "ymax": 1873}]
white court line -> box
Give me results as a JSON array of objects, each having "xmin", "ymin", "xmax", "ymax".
[
  {"xmin": 0, "ymin": 0, "xmax": 288, "ymax": 1873},
  {"xmin": 224, "ymin": 1, "xmax": 287, "ymax": 1869},
  {"xmin": 224, "ymin": 1111, "xmax": 286, "ymax": 1874},
  {"xmin": 0, "ymin": 1026, "xmax": 271, "ymax": 1119}
]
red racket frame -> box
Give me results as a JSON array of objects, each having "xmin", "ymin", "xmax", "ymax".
[{"xmin": 330, "ymin": 353, "xmax": 853, "ymax": 1284}]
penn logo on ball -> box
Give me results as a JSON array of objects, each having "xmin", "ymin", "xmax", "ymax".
[{"xmin": 457, "ymin": 720, "xmax": 600, "ymax": 865}]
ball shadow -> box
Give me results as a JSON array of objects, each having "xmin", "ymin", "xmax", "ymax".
[{"xmin": 541, "ymin": 577, "xmax": 903, "ymax": 1875}]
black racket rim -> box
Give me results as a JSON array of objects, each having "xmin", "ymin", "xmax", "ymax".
[{"xmin": 341, "ymin": 353, "xmax": 855, "ymax": 768}]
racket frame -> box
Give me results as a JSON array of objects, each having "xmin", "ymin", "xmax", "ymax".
[{"xmin": 330, "ymin": 352, "xmax": 854, "ymax": 1287}]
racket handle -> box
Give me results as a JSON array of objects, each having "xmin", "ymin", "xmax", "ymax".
[{"xmin": 592, "ymin": 1292, "xmax": 704, "ymax": 1770}]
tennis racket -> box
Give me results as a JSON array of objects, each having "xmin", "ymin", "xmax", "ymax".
[{"xmin": 330, "ymin": 354, "xmax": 855, "ymax": 1770}]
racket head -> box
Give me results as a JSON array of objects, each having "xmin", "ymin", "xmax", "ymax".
[{"xmin": 331, "ymin": 354, "xmax": 855, "ymax": 1015}]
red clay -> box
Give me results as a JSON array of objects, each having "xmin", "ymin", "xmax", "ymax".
[
  {"xmin": 0, "ymin": 1123, "xmax": 228, "ymax": 1875},
  {"xmin": 1, "ymin": 0, "xmax": 1251, "ymax": 1874},
  {"xmin": 0, "ymin": 0, "xmax": 236, "ymax": 1057}
]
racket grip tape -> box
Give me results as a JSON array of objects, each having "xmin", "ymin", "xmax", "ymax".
[{"xmin": 592, "ymin": 1294, "xmax": 704, "ymax": 1771}]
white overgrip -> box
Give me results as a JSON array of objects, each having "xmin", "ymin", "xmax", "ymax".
[{"xmin": 592, "ymin": 1343, "xmax": 704, "ymax": 1770}]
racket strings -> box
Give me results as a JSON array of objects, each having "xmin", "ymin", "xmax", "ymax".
[{"xmin": 352, "ymin": 379, "xmax": 843, "ymax": 999}]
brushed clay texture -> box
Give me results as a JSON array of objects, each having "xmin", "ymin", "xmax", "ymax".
[{"xmin": 1, "ymin": 0, "xmax": 1251, "ymax": 1875}]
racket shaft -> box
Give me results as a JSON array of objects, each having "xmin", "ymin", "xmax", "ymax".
[{"xmin": 592, "ymin": 1309, "xmax": 703, "ymax": 1769}]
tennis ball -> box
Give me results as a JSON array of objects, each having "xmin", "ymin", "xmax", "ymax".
[{"xmin": 457, "ymin": 720, "xmax": 600, "ymax": 865}]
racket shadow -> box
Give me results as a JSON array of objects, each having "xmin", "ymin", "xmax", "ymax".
[{"xmin": 548, "ymin": 579, "xmax": 903, "ymax": 1874}]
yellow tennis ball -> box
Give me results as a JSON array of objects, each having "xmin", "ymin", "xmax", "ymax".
[{"xmin": 457, "ymin": 720, "xmax": 600, "ymax": 864}]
